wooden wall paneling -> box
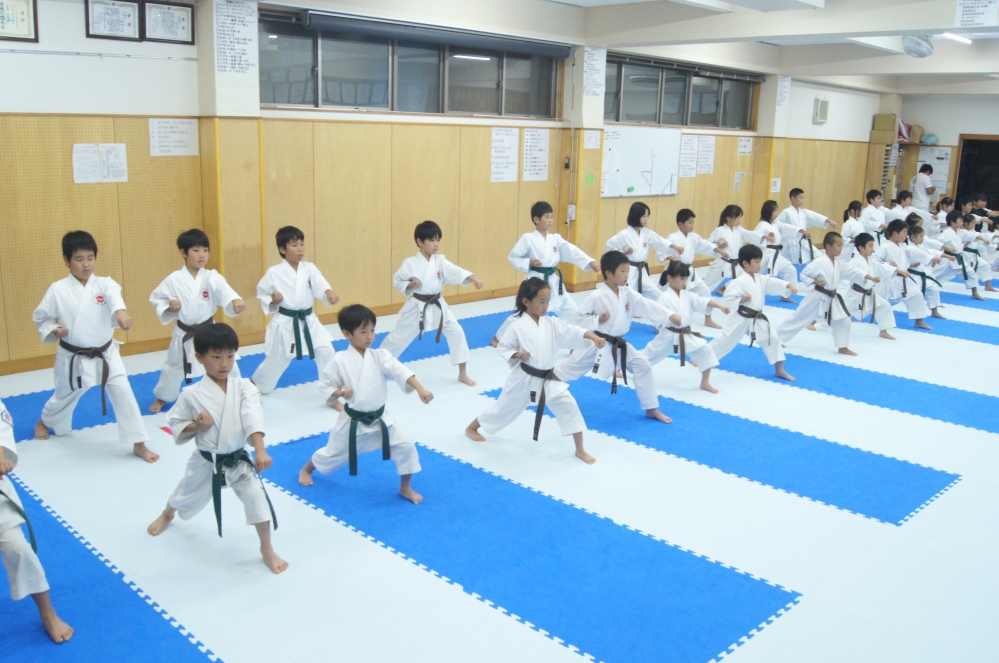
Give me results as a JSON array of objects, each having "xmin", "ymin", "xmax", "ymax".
[
  {"xmin": 314, "ymin": 122, "xmax": 394, "ymax": 316},
  {"xmin": 555, "ymin": 128, "xmax": 573, "ymax": 240},
  {"xmin": 573, "ymin": 130, "xmax": 603, "ymax": 285},
  {"xmin": 199, "ymin": 119, "xmax": 221, "ymax": 273},
  {"xmin": 692, "ymin": 135, "xmax": 733, "ymax": 239},
  {"xmin": 864, "ymin": 143, "xmax": 887, "ymax": 196},
  {"xmin": 262, "ymin": 120, "xmax": 315, "ymax": 273},
  {"xmin": 113, "ymin": 117, "xmax": 203, "ymax": 345},
  {"xmin": 390, "ymin": 124, "xmax": 461, "ymax": 305},
  {"xmin": 0, "ymin": 253, "xmax": 7, "ymax": 362},
  {"xmin": 783, "ymin": 139, "xmax": 816, "ymax": 203},
  {"xmin": 808, "ymin": 140, "xmax": 839, "ymax": 222},
  {"xmin": 657, "ymin": 175, "xmax": 698, "ymax": 257},
  {"xmin": 518, "ymin": 128, "xmax": 563, "ymax": 279},
  {"xmin": 732, "ymin": 135, "xmax": 755, "ymax": 213},
  {"xmin": 458, "ymin": 126, "xmax": 520, "ymax": 293},
  {"xmin": 0, "ymin": 116, "xmax": 122, "ymax": 361},
  {"xmin": 749, "ymin": 137, "xmax": 774, "ymax": 218}
]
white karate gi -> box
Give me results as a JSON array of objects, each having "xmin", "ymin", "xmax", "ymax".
[
  {"xmin": 840, "ymin": 218, "xmax": 865, "ymax": 260},
  {"xmin": 478, "ymin": 315, "xmax": 593, "ymax": 437},
  {"xmin": 312, "ymin": 346, "xmax": 421, "ymax": 476},
  {"xmin": 839, "ymin": 253, "xmax": 897, "ymax": 330},
  {"xmin": 380, "ymin": 253, "xmax": 473, "ymax": 366},
  {"xmin": 905, "ymin": 242, "xmax": 945, "ymax": 310},
  {"xmin": 874, "ymin": 241, "xmax": 931, "ymax": 319},
  {"xmin": 709, "ymin": 272, "xmax": 791, "ymax": 365},
  {"xmin": 911, "ymin": 172, "xmax": 934, "ymax": 211},
  {"xmin": 754, "ymin": 219, "xmax": 802, "ymax": 283},
  {"xmin": 961, "ymin": 229, "xmax": 995, "ymax": 283},
  {"xmin": 706, "ymin": 225, "xmax": 766, "ymax": 292},
  {"xmin": 165, "ymin": 377, "xmax": 273, "ymax": 527},
  {"xmin": 149, "ymin": 267, "xmax": 242, "ymax": 403},
  {"xmin": 252, "ymin": 260, "xmax": 336, "ymax": 394},
  {"xmin": 32, "ymin": 275, "xmax": 148, "ymax": 444},
  {"xmin": 775, "ymin": 206, "xmax": 828, "ymax": 264},
  {"xmin": 859, "ymin": 205, "xmax": 889, "ymax": 245},
  {"xmin": 935, "ymin": 227, "xmax": 980, "ymax": 289},
  {"xmin": 641, "ymin": 288, "xmax": 719, "ymax": 372},
  {"xmin": 659, "ymin": 230, "xmax": 719, "ymax": 299},
  {"xmin": 896, "ymin": 205, "xmax": 934, "ymax": 226},
  {"xmin": 606, "ymin": 226, "xmax": 671, "ymax": 299},
  {"xmin": 777, "ymin": 255, "xmax": 870, "ymax": 350},
  {"xmin": 0, "ymin": 401, "xmax": 49, "ymax": 601}
]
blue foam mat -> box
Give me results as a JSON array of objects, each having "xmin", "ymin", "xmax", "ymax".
[
  {"xmin": 938, "ymin": 290, "xmax": 999, "ymax": 312},
  {"xmin": 266, "ymin": 435, "xmax": 800, "ymax": 663},
  {"xmin": 0, "ymin": 479, "xmax": 212, "ymax": 662}
]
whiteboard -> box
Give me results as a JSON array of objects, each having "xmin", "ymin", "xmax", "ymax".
[{"xmin": 601, "ymin": 125, "xmax": 682, "ymax": 198}]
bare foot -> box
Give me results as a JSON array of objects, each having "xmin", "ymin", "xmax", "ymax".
[
  {"xmin": 575, "ymin": 449, "xmax": 596, "ymax": 464},
  {"xmin": 931, "ymin": 309, "xmax": 946, "ymax": 319},
  {"xmin": 465, "ymin": 424, "xmax": 486, "ymax": 442},
  {"xmin": 914, "ymin": 319, "xmax": 932, "ymax": 330},
  {"xmin": 40, "ymin": 610, "xmax": 73, "ymax": 644},
  {"xmin": 133, "ymin": 442, "xmax": 160, "ymax": 463},
  {"xmin": 704, "ymin": 318, "xmax": 723, "ymax": 330},
  {"xmin": 262, "ymin": 547, "xmax": 289, "ymax": 574},
  {"xmin": 490, "ymin": 336, "xmax": 499, "ymax": 348},
  {"xmin": 972, "ymin": 293, "xmax": 987, "ymax": 301},
  {"xmin": 34, "ymin": 420, "xmax": 50, "ymax": 440},
  {"xmin": 400, "ymin": 486, "xmax": 423, "ymax": 504},
  {"xmin": 879, "ymin": 330, "xmax": 896, "ymax": 340},
  {"xmin": 700, "ymin": 383, "xmax": 719, "ymax": 394},
  {"xmin": 838, "ymin": 347, "xmax": 858, "ymax": 356},
  {"xmin": 775, "ymin": 367, "xmax": 795, "ymax": 382},
  {"xmin": 806, "ymin": 321, "xmax": 817, "ymax": 331},
  {"xmin": 645, "ymin": 409, "xmax": 672, "ymax": 424},
  {"xmin": 298, "ymin": 466, "xmax": 314, "ymax": 487},
  {"xmin": 148, "ymin": 399, "xmax": 167, "ymax": 413},
  {"xmin": 147, "ymin": 510, "xmax": 175, "ymax": 536},
  {"xmin": 780, "ymin": 296, "xmax": 796, "ymax": 303},
  {"xmin": 986, "ymin": 284, "xmax": 998, "ymax": 292},
  {"xmin": 458, "ymin": 373, "xmax": 477, "ymax": 387}
]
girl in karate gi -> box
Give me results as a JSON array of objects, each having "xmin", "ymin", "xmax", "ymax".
[
  {"xmin": 605, "ymin": 201, "xmax": 671, "ymax": 300},
  {"xmin": 466, "ymin": 278, "xmax": 606, "ymax": 464},
  {"xmin": 659, "ymin": 208, "xmax": 730, "ymax": 328},
  {"xmin": 641, "ymin": 261, "xmax": 729, "ymax": 393},
  {"xmin": 1, "ymin": 399, "xmax": 74, "ymax": 643},
  {"xmin": 380, "ymin": 221, "xmax": 484, "ymax": 386},
  {"xmin": 906, "ymin": 225, "xmax": 952, "ymax": 319},
  {"xmin": 874, "ymin": 220, "xmax": 933, "ymax": 329},
  {"xmin": 840, "ymin": 233, "xmax": 900, "ymax": 339},
  {"xmin": 775, "ymin": 188, "xmax": 836, "ymax": 264},
  {"xmin": 148, "ymin": 229, "xmax": 245, "ymax": 413},
  {"xmin": 841, "ymin": 201, "xmax": 866, "ymax": 260},
  {"xmin": 755, "ymin": 199, "xmax": 804, "ymax": 290},
  {"xmin": 705, "ymin": 206, "xmax": 773, "ymax": 327}
]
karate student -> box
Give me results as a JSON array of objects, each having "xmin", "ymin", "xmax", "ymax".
[
  {"xmin": 754, "ymin": 199, "xmax": 803, "ymax": 293},
  {"xmin": 147, "ymin": 324, "xmax": 286, "ymax": 574},
  {"xmin": 380, "ymin": 221, "xmax": 484, "ymax": 386},
  {"xmin": 874, "ymin": 220, "xmax": 933, "ymax": 329},
  {"xmin": 32, "ymin": 232, "xmax": 158, "ymax": 462},
  {"xmin": 708, "ymin": 245, "xmax": 798, "ymax": 381},
  {"xmin": 777, "ymin": 232, "xmax": 879, "ymax": 356},
  {"xmin": 1, "ymin": 399, "xmax": 74, "ymax": 644},
  {"xmin": 706, "ymin": 205, "xmax": 771, "ymax": 295},
  {"xmin": 841, "ymin": 201, "xmax": 865, "ymax": 259},
  {"xmin": 559, "ymin": 251, "xmax": 675, "ymax": 424},
  {"xmin": 775, "ymin": 188, "xmax": 837, "ymax": 264},
  {"xmin": 906, "ymin": 225, "xmax": 951, "ymax": 318},
  {"xmin": 252, "ymin": 226, "xmax": 340, "ymax": 395},
  {"xmin": 841, "ymin": 233, "xmax": 900, "ymax": 339},
  {"xmin": 937, "ymin": 212, "xmax": 987, "ymax": 299},
  {"xmin": 660, "ymin": 208, "xmax": 729, "ymax": 328},
  {"xmin": 969, "ymin": 193, "xmax": 999, "ymax": 220},
  {"xmin": 641, "ymin": 261, "xmax": 729, "ymax": 393},
  {"xmin": 860, "ymin": 190, "xmax": 892, "ymax": 245},
  {"xmin": 893, "ymin": 190, "xmax": 935, "ymax": 227},
  {"xmin": 910, "ymin": 164, "xmax": 936, "ymax": 211},
  {"xmin": 491, "ymin": 201, "xmax": 598, "ymax": 346},
  {"xmin": 300, "ymin": 305, "xmax": 434, "ymax": 504},
  {"xmin": 466, "ymin": 278, "xmax": 605, "ymax": 464},
  {"xmin": 961, "ymin": 213, "xmax": 997, "ymax": 291},
  {"xmin": 148, "ymin": 229, "xmax": 245, "ymax": 413},
  {"xmin": 605, "ymin": 201, "xmax": 671, "ymax": 299}
]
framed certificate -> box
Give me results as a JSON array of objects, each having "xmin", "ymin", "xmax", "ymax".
[
  {"xmin": 85, "ymin": 0, "xmax": 141, "ymax": 41},
  {"xmin": 0, "ymin": 0, "xmax": 39, "ymax": 42},
  {"xmin": 143, "ymin": 1, "xmax": 194, "ymax": 45}
]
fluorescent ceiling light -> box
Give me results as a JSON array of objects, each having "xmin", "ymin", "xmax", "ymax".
[
  {"xmin": 990, "ymin": 74, "xmax": 999, "ymax": 79},
  {"xmin": 453, "ymin": 54, "xmax": 492, "ymax": 61},
  {"xmin": 269, "ymin": 35, "xmax": 277, "ymax": 39},
  {"xmin": 941, "ymin": 32, "xmax": 972, "ymax": 44}
]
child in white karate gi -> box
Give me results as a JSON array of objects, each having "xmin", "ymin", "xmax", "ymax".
[
  {"xmin": 491, "ymin": 201, "xmax": 598, "ymax": 346},
  {"xmin": 840, "ymin": 233, "xmax": 899, "ymax": 339},
  {"xmin": 1, "ymin": 399, "xmax": 74, "ymax": 644},
  {"xmin": 301, "ymin": 305, "xmax": 434, "ymax": 504},
  {"xmin": 860, "ymin": 190, "xmax": 892, "ymax": 246},
  {"xmin": 709, "ymin": 245, "xmax": 798, "ymax": 382},
  {"xmin": 148, "ymin": 324, "xmax": 286, "ymax": 574},
  {"xmin": 906, "ymin": 225, "xmax": 952, "ymax": 318},
  {"xmin": 935, "ymin": 212, "xmax": 987, "ymax": 300},
  {"xmin": 380, "ymin": 221, "xmax": 484, "ymax": 386},
  {"xmin": 874, "ymin": 220, "xmax": 933, "ymax": 329},
  {"xmin": 660, "ymin": 208, "xmax": 729, "ymax": 329},
  {"xmin": 775, "ymin": 188, "xmax": 836, "ymax": 264},
  {"xmin": 755, "ymin": 199, "xmax": 804, "ymax": 289},
  {"xmin": 605, "ymin": 201, "xmax": 671, "ymax": 300},
  {"xmin": 466, "ymin": 278, "xmax": 606, "ymax": 464},
  {"xmin": 32, "ymin": 232, "xmax": 158, "ymax": 463},
  {"xmin": 841, "ymin": 201, "xmax": 865, "ymax": 260},
  {"xmin": 148, "ymin": 229, "xmax": 245, "ymax": 413},
  {"xmin": 706, "ymin": 205, "xmax": 772, "ymax": 303},
  {"xmin": 252, "ymin": 226, "xmax": 340, "ymax": 396},
  {"xmin": 641, "ymin": 261, "xmax": 729, "ymax": 393}
]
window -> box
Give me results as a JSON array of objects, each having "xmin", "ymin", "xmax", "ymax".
[
  {"xmin": 259, "ymin": 20, "xmax": 316, "ymax": 106},
  {"xmin": 721, "ymin": 79, "xmax": 752, "ymax": 128},
  {"xmin": 504, "ymin": 53, "xmax": 554, "ymax": 116},
  {"xmin": 447, "ymin": 49, "xmax": 501, "ymax": 114},
  {"xmin": 620, "ymin": 63, "xmax": 660, "ymax": 123},
  {"xmin": 660, "ymin": 73, "xmax": 687, "ymax": 126},
  {"xmin": 321, "ymin": 35, "xmax": 389, "ymax": 108},
  {"xmin": 604, "ymin": 62, "xmax": 621, "ymax": 122},
  {"xmin": 396, "ymin": 42, "xmax": 441, "ymax": 113},
  {"xmin": 688, "ymin": 76, "xmax": 720, "ymax": 126}
]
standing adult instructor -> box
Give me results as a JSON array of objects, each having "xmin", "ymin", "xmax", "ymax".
[{"xmin": 910, "ymin": 163, "xmax": 936, "ymax": 211}]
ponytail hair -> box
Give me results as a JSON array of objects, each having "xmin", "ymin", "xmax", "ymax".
[
  {"xmin": 659, "ymin": 259, "xmax": 691, "ymax": 286},
  {"xmin": 843, "ymin": 200, "xmax": 862, "ymax": 221},
  {"xmin": 514, "ymin": 277, "xmax": 550, "ymax": 317},
  {"xmin": 937, "ymin": 197, "xmax": 954, "ymax": 212},
  {"xmin": 627, "ymin": 202, "xmax": 651, "ymax": 228},
  {"xmin": 760, "ymin": 200, "xmax": 778, "ymax": 223},
  {"xmin": 718, "ymin": 204, "xmax": 744, "ymax": 227}
]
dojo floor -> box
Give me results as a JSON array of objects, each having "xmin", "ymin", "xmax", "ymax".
[{"xmin": 2, "ymin": 278, "xmax": 998, "ymax": 663}]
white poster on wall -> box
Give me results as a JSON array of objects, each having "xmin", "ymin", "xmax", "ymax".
[
  {"xmin": 679, "ymin": 134, "xmax": 698, "ymax": 178},
  {"xmin": 738, "ymin": 137, "xmax": 753, "ymax": 156},
  {"xmin": 523, "ymin": 128, "xmax": 550, "ymax": 182},
  {"xmin": 73, "ymin": 143, "xmax": 128, "ymax": 183},
  {"xmin": 918, "ymin": 146, "xmax": 952, "ymax": 191},
  {"xmin": 955, "ymin": 0, "xmax": 999, "ymax": 27},
  {"xmin": 215, "ymin": 0, "xmax": 257, "ymax": 74},
  {"xmin": 770, "ymin": 178, "xmax": 782, "ymax": 193},
  {"xmin": 100, "ymin": 144, "xmax": 128, "ymax": 182},
  {"xmin": 697, "ymin": 135, "xmax": 715, "ymax": 175},
  {"xmin": 734, "ymin": 171, "xmax": 746, "ymax": 191},
  {"xmin": 149, "ymin": 119, "xmax": 200, "ymax": 156},
  {"xmin": 584, "ymin": 47, "xmax": 606, "ymax": 97},
  {"xmin": 583, "ymin": 129, "xmax": 602, "ymax": 150},
  {"xmin": 490, "ymin": 127, "xmax": 519, "ymax": 183},
  {"xmin": 776, "ymin": 75, "xmax": 792, "ymax": 110}
]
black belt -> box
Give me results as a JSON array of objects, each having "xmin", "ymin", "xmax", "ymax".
[
  {"xmin": 813, "ymin": 284, "xmax": 850, "ymax": 326},
  {"xmin": 0, "ymin": 486, "xmax": 36, "ymax": 553},
  {"xmin": 766, "ymin": 244, "xmax": 783, "ymax": 273},
  {"xmin": 628, "ymin": 260, "xmax": 650, "ymax": 293},
  {"xmin": 909, "ymin": 269, "xmax": 942, "ymax": 295},
  {"xmin": 593, "ymin": 331, "xmax": 628, "ymax": 394},
  {"xmin": 520, "ymin": 363, "xmax": 560, "ymax": 441},
  {"xmin": 176, "ymin": 317, "xmax": 215, "ymax": 384},
  {"xmin": 278, "ymin": 306, "xmax": 314, "ymax": 360},
  {"xmin": 530, "ymin": 265, "xmax": 563, "ymax": 295},
  {"xmin": 666, "ymin": 326, "xmax": 703, "ymax": 367},
  {"xmin": 412, "ymin": 292, "xmax": 443, "ymax": 343},
  {"xmin": 199, "ymin": 448, "xmax": 277, "ymax": 538},
  {"xmin": 851, "ymin": 283, "xmax": 876, "ymax": 323},
  {"xmin": 798, "ymin": 234, "xmax": 814, "ymax": 264},
  {"xmin": 736, "ymin": 305, "xmax": 770, "ymax": 348},
  {"xmin": 344, "ymin": 404, "xmax": 390, "ymax": 476},
  {"xmin": 59, "ymin": 339, "xmax": 113, "ymax": 416}
]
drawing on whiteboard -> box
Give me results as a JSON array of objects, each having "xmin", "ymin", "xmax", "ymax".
[{"xmin": 601, "ymin": 125, "xmax": 682, "ymax": 198}]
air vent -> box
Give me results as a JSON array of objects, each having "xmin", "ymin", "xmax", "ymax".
[{"xmin": 813, "ymin": 98, "xmax": 829, "ymax": 124}]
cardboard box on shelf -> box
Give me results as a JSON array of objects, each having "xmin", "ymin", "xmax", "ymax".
[
  {"xmin": 873, "ymin": 114, "xmax": 897, "ymax": 131},
  {"xmin": 870, "ymin": 130, "xmax": 897, "ymax": 144}
]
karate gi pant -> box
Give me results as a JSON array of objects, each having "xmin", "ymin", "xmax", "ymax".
[
  {"xmin": 921, "ymin": 281, "xmax": 942, "ymax": 310},
  {"xmin": 494, "ymin": 295, "xmax": 582, "ymax": 343},
  {"xmin": 704, "ymin": 263, "xmax": 738, "ymax": 295},
  {"xmin": 380, "ymin": 310, "xmax": 470, "ymax": 366},
  {"xmin": 777, "ymin": 296, "xmax": 851, "ymax": 349},
  {"xmin": 558, "ymin": 343, "xmax": 660, "ymax": 411},
  {"xmin": 40, "ymin": 347, "xmax": 148, "ymax": 444},
  {"xmin": 1, "ymin": 526, "xmax": 48, "ymax": 601},
  {"xmin": 312, "ymin": 423, "xmax": 421, "ymax": 476},
  {"xmin": 152, "ymin": 345, "xmax": 242, "ymax": 403},
  {"xmin": 761, "ymin": 254, "xmax": 799, "ymax": 288},
  {"xmin": 889, "ymin": 278, "xmax": 932, "ymax": 320},
  {"xmin": 971, "ymin": 254, "xmax": 994, "ymax": 284},
  {"xmin": 709, "ymin": 318, "xmax": 785, "ymax": 366},
  {"xmin": 251, "ymin": 343, "xmax": 335, "ymax": 395},
  {"xmin": 478, "ymin": 380, "xmax": 586, "ymax": 437},
  {"xmin": 167, "ymin": 452, "xmax": 273, "ymax": 526},
  {"xmin": 935, "ymin": 260, "xmax": 978, "ymax": 291},
  {"xmin": 641, "ymin": 330, "xmax": 719, "ymax": 373},
  {"xmin": 848, "ymin": 292, "xmax": 896, "ymax": 331}
]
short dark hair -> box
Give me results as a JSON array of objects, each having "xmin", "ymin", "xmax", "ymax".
[
  {"xmin": 823, "ymin": 231, "xmax": 842, "ymax": 247},
  {"xmin": 62, "ymin": 231, "xmax": 98, "ymax": 261},
  {"xmin": 600, "ymin": 250, "xmax": 630, "ymax": 279},
  {"xmin": 945, "ymin": 210, "xmax": 963, "ymax": 226},
  {"xmin": 627, "ymin": 202, "xmax": 651, "ymax": 228},
  {"xmin": 414, "ymin": 220, "xmax": 442, "ymax": 244},
  {"xmin": 886, "ymin": 219, "xmax": 908, "ymax": 237},
  {"xmin": 193, "ymin": 322, "xmax": 239, "ymax": 355},
  {"xmin": 919, "ymin": 164, "xmax": 933, "ymax": 174},
  {"xmin": 905, "ymin": 213, "xmax": 922, "ymax": 227},
  {"xmin": 718, "ymin": 204, "xmax": 743, "ymax": 227},
  {"xmin": 177, "ymin": 228, "xmax": 210, "ymax": 253},
  {"xmin": 676, "ymin": 208, "xmax": 696, "ymax": 225},
  {"xmin": 531, "ymin": 201, "xmax": 554, "ymax": 222},
  {"xmin": 338, "ymin": 304, "xmax": 377, "ymax": 334},
  {"xmin": 855, "ymin": 232, "xmax": 874, "ymax": 249},
  {"xmin": 276, "ymin": 225, "xmax": 305, "ymax": 250},
  {"xmin": 958, "ymin": 196, "xmax": 972, "ymax": 208},
  {"xmin": 897, "ymin": 190, "xmax": 912, "ymax": 203},
  {"xmin": 866, "ymin": 189, "xmax": 882, "ymax": 203},
  {"xmin": 737, "ymin": 244, "xmax": 763, "ymax": 267},
  {"xmin": 659, "ymin": 259, "xmax": 690, "ymax": 286},
  {"xmin": 760, "ymin": 200, "xmax": 778, "ymax": 222},
  {"xmin": 909, "ymin": 224, "xmax": 925, "ymax": 237},
  {"xmin": 789, "ymin": 188, "xmax": 804, "ymax": 199},
  {"xmin": 972, "ymin": 192, "xmax": 988, "ymax": 202},
  {"xmin": 514, "ymin": 277, "xmax": 550, "ymax": 317}
]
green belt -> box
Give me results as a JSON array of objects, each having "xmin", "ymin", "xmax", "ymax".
[
  {"xmin": 530, "ymin": 265, "xmax": 563, "ymax": 295},
  {"xmin": 908, "ymin": 269, "xmax": 942, "ymax": 294},
  {"xmin": 278, "ymin": 306, "xmax": 314, "ymax": 360},
  {"xmin": 0, "ymin": 485, "xmax": 36, "ymax": 553},
  {"xmin": 344, "ymin": 404, "xmax": 389, "ymax": 476},
  {"xmin": 199, "ymin": 448, "xmax": 277, "ymax": 538},
  {"xmin": 944, "ymin": 250, "xmax": 968, "ymax": 280}
]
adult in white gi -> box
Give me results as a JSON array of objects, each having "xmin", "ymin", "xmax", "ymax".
[
  {"xmin": 874, "ymin": 223, "xmax": 933, "ymax": 326},
  {"xmin": 605, "ymin": 201, "xmax": 671, "ymax": 300},
  {"xmin": 910, "ymin": 164, "xmax": 936, "ymax": 211},
  {"xmin": 775, "ymin": 189, "xmax": 835, "ymax": 264},
  {"xmin": 755, "ymin": 200, "xmax": 805, "ymax": 284},
  {"xmin": 840, "ymin": 234, "xmax": 899, "ymax": 338}
]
